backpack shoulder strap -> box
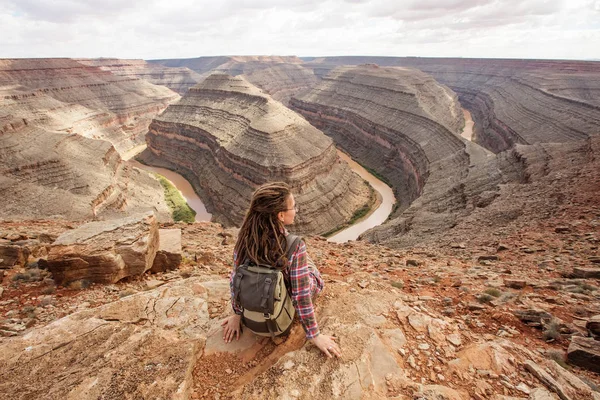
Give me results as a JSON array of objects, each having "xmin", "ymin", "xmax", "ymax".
[{"xmin": 285, "ymin": 234, "xmax": 302, "ymax": 259}]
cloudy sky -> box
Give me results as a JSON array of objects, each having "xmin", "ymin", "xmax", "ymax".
[{"xmin": 1, "ymin": 0, "xmax": 598, "ymax": 60}]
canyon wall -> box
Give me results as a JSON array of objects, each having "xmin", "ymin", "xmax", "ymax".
[
  {"xmin": 305, "ymin": 57, "xmax": 600, "ymax": 153},
  {"xmin": 76, "ymin": 58, "xmax": 203, "ymax": 95},
  {"xmin": 0, "ymin": 58, "xmax": 179, "ymax": 154},
  {"xmin": 0, "ymin": 126, "xmax": 170, "ymax": 221},
  {"xmin": 144, "ymin": 73, "xmax": 372, "ymax": 234},
  {"xmin": 149, "ymin": 56, "xmax": 319, "ymax": 105},
  {"xmin": 290, "ymin": 65, "xmax": 468, "ymax": 215},
  {"xmin": 0, "ymin": 58, "xmax": 177, "ymax": 221}
]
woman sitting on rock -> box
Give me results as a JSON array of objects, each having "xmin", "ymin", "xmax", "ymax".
[{"xmin": 221, "ymin": 182, "xmax": 341, "ymax": 358}]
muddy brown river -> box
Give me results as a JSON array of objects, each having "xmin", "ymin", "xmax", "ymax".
[{"xmin": 123, "ymin": 146, "xmax": 396, "ymax": 241}]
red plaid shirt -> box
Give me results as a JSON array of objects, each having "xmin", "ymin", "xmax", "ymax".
[{"xmin": 230, "ymin": 239, "xmax": 324, "ymax": 339}]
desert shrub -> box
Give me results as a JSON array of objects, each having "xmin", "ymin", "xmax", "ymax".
[
  {"xmin": 12, "ymin": 272, "xmax": 30, "ymax": 282},
  {"xmin": 41, "ymin": 285, "xmax": 56, "ymax": 295},
  {"xmin": 477, "ymin": 293, "xmax": 494, "ymax": 304},
  {"xmin": 546, "ymin": 349, "xmax": 569, "ymax": 369},
  {"xmin": 391, "ymin": 281, "xmax": 404, "ymax": 289},
  {"xmin": 484, "ymin": 288, "xmax": 502, "ymax": 297},
  {"xmin": 542, "ymin": 320, "xmax": 562, "ymax": 342},
  {"xmin": 68, "ymin": 280, "xmax": 91, "ymax": 290}
]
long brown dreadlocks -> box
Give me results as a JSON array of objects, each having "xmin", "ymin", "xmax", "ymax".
[{"xmin": 234, "ymin": 182, "xmax": 292, "ymax": 269}]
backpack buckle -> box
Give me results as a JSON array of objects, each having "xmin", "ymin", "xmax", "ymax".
[{"xmin": 263, "ymin": 313, "xmax": 271, "ymax": 319}]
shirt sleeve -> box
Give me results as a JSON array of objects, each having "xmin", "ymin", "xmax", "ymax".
[
  {"xmin": 230, "ymin": 251, "xmax": 243, "ymax": 315},
  {"xmin": 289, "ymin": 240, "xmax": 320, "ymax": 339}
]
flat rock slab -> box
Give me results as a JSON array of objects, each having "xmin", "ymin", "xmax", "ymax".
[
  {"xmin": 567, "ymin": 336, "xmax": 600, "ymax": 373},
  {"xmin": 572, "ymin": 267, "xmax": 600, "ymax": 279},
  {"xmin": 41, "ymin": 212, "xmax": 159, "ymax": 285},
  {"xmin": 0, "ymin": 277, "xmax": 218, "ymax": 400},
  {"xmin": 150, "ymin": 228, "xmax": 182, "ymax": 273}
]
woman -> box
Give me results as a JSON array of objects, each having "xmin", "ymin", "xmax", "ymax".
[{"xmin": 221, "ymin": 182, "xmax": 342, "ymax": 358}]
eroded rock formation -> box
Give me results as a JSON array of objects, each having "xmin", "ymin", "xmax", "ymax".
[
  {"xmin": 305, "ymin": 57, "xmax": 600, "ymax": 153},
  {"xmin": 143, "ymin": 73, "xmax": 372, "ymax": 234},
  {"xmin": 0, "ymin": 58, "xmax": 179, "ymax": 153},
  {"xmin": 76, "ymin": 58, "xmax": 203, "ymax": 95},
  {"xmin": 0, "ymin": 128, "xmax": 171, "ymax": 221},
  {"xmin": 150, "ymin": 56, "xmax": 320, "ymax": 105},
  {"xmin": 290, "ymin": 64, "xmax": 468, "ymax": 215},
  {"xmin": 40, "ymin": 212, "xmax": 159, "ymax": 285},
  {"xmin": 0, "ymin": 58, "xmax": 176, "ymax": 221}
]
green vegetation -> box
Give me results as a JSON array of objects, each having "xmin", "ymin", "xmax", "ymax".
[
  {"xmin": 155, "ymin": 173, "xmax": 196, "ymax": 223},
  {"xmin": 322, "ymin": 188, "xmax": 375, "ymax": 237},
  {"xmin": 391, "ymin": 281, "xmax": 404, "ymax": 289},
  {"xmin": 542, "ymin": 320, "xmax": 562, "ymax": 342},
  {"xmin": 357, "ymin": 162, "xmax": 392, "ymax": 187},
  {"xmin": 483, "ymin": 288, "xmax": 502, "ymax": 298},
  {"xmin": 477, "ymin": 293, "xmax": 495, "ymax": 304}
]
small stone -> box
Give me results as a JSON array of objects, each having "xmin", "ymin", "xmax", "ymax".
[
  {"xmin": 497, "ymin": 244, "xmax": 509, "ymax": 251},
  {"xmin": 406, "ymin": 259, "xmax": 421, "ymax": 267},
  {"xmin": 282, "ymin": 360, "xmax": 295, "ymax": 370},
  {"xmin": 290, "ymin": 389, "xmax": 300, "ymax": 398},
  {"xmin": 478, "ymin": 255, "xmax": 499, "ymax": 262},
  {"xmin": 0, "ymin": 287, "xmax": 4, "ymax": 299},
  {"xmin": 349, "ymin": 288, "xmax": 356, "ymax": 293},
  {"xmin": 504, "ymin": 279, "xmax": 526, "ymax": 289},
  {"xmin": 225, "ymin": 368, "xmax": 232, "ymax": 374},
  {"xmin": 418, "ymin": 343, "xmax": 430, "ymax": 350},
  {"xmin": 555, "ymin": 226, "xmax": 570, "ymax": 233},
  {"xmin": 515, "ymin": 382, "xmax": 531, "ymax": 394},
  {"xmin": 358, "ymin": 280, "xmax": 369, "ymax": 289},
  {"xmin": 446, "ymin": 333, "xmax": 462, "ymax": 347}
]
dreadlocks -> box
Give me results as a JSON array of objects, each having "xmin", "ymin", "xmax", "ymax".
[{"xmin": 234, "ymin": 182, "xmax": 291, "ymax": 269}]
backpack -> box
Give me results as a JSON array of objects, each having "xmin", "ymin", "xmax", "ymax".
[{"xmin": 232, "ymin": 234, "xmax": 301, "ymax": 337}]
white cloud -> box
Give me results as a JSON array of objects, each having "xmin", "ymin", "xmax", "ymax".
[{"xmin": 0, "ymin": 0, "xmax": 597, "ymax": 60}]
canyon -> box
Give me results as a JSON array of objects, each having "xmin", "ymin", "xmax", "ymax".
[
  {"xmin": 0, "ymin": 55, "xmax": 599, "ymax": 399},
  {"xmin": 0, "ymin": 58, "xmax": 179, "ymax": 221},
  {"xmin": 142, "ymin": 73, "xmax": 372, "ymax": 235}
]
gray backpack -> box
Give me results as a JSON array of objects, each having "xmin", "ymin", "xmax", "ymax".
[{"xmin": 232, "ymin": 235, "xmax": 301, "ymax": 337}]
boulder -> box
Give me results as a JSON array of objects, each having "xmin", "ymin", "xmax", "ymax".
[
  {"xmin": 567, "ymin": 336, "xmax": 600, "ymax": 373},
  {"xmin": 571, "ymin": 267, "xmax": 600, "ymax": 279},
  {"xmin": 150, "ymin": 229, "xmax": 183, "ymax": 273},
  {"xmin": 0, "ymin": 243, "xmax": 30, "ymax": 269},
  {"xmin": 513, "ymin": 309, "xmax": 552, "ymax": 327},
  {"xmin": 41, "ymin": 212, "xmax": 159, "ymax": 285},
  {"xmin": 505, "ymin": 279, "xmax": 527, "ymax": 289}
]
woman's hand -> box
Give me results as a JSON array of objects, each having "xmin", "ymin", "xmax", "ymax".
[
  {"xmin": 310, "ymin": 334, "xmax": 341, "ymax": 358},
  {"xmin": 221, "ymin": 314, "xmax": 242, "ymax": 343}
]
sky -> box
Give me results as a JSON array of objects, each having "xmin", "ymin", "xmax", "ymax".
[{"xmin": 0, "ymin": 0, "xmax": 598, "ymax": 60}]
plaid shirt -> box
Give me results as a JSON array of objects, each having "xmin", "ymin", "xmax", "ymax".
[{"xmin": 230, "ymin": 239, "xmax": 324, "ymax": 339}]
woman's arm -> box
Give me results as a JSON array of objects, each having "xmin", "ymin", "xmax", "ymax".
[
  {"xmin": 289, "ymin": 241, "xmax": 320, "ymax": 339},
  {"xmin": 290, "ymin": 241, "xmax": 341, "ymax": 357}
]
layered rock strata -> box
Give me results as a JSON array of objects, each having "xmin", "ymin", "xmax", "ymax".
[
  {"xmin": 40, "ymin": 212, "xmax": 159, "ymax": 285},
  {"xmin": 0, "ymin": 126, "xmax": 171, "ymax": 221},
  {"xmin": 241, "ymin": 63, "xmax": 319, "ymax": 105},
  {"xmin": 144, "ymin": 73, "xmax": 372, "ymax": 234},
  {"xmin": 149, "ymin": 55, "xmax": 305, "ymax": 75},
  {"xmin": 305, "ymin": 57, "xmax": 600, "ymax": 153},
  {"xmin": 149, "ymin": 56, "xmax": 319, "ymax": 105},
  {"xmin": 76, "ymin": 58, "xmax": 203, "ymax": 95},
  {"xmin": 0, "ymin": 58, "xmax": 179, "ymax": 153},
  {"xmin": 150, "ymin": 228, "xmax": 183, "ymax": 273},
  {"xmin": 290, "ymin": 65, "xmax": 468, "ymax": 215}
]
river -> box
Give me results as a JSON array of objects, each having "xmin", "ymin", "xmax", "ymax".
[
  {"xmin": 327, "ymin": 151, "xmax": 396, "ymax": 243},
  {"xmin": 123, "ymin": 145, "xmax": 395, "ymax": 241},
  {"xmin": 123, "ymin": 146, "xmax": 212, "ymax": 222}
]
